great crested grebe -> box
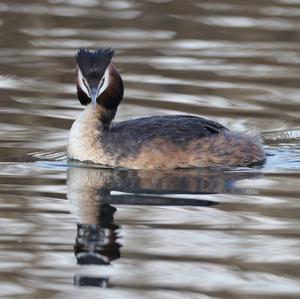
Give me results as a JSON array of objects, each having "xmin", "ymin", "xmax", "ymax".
[{"xmin": 68, "ymin": 48, "xmax": 265, "ymax": 170}]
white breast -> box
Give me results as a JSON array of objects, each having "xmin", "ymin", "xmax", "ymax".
[{"xmin": 68, "ymin": 105, "xmax": 102, "ymax": 163}]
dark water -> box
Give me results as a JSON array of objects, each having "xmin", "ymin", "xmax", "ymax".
[{"xmin": 0, "ymin": 0, "xmax": 300, "ymax": 298}]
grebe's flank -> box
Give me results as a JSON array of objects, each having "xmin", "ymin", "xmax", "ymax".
[{"xmin": 68, "ymin": 48, "xmax": 265, "ymax": 170}]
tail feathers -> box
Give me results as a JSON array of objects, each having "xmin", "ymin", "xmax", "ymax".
[{"xmin": 189, "ymin": 131, "xmax": 266, "ymax": 167}]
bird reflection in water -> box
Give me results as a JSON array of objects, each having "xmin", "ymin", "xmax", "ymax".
[
  {"xmin": 73, "ymin": 203, "xmax": 119, "ymax": 287},
  {"xmin": 67, "ymin": 165, "xmax": 259, "ymax": 288}
]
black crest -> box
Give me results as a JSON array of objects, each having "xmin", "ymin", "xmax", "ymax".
[{"xmin": 76, "ymin": 48, "xmax": 114, "ymax": 81}]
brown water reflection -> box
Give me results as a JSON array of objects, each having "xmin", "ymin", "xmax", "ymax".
[
  {"xmin": 67, "ymin": 166, "xmax": 259, "ymax": 289},
  {"xmin": 0, "ymin": 0, "xmax": 300, "ymax": 298}
]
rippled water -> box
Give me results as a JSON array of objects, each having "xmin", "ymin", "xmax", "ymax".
[{"xmin": 0, "ymin": 0, "xmax": 300, "ymax": 298}]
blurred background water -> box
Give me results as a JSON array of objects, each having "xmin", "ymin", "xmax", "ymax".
[{"xmin": 0, "ymin": 0, "xmax": 300, "ymax": 298}]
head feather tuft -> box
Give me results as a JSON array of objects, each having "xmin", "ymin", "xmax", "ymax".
[{"xmin": 75, "ymin": 48, "xmax": 114, "ymax": 81}]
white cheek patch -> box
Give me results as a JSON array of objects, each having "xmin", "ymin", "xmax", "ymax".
[
  {"xmin": 98, "ymin": 68, "xmax": 110, "ymax": 97},
  {"xmin": 77, "ymin": 68, "xmax": 90, "ymax": 97}
]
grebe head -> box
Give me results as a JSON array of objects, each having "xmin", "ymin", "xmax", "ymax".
[{"xmin": 75, "ymin": 48, "xmax": 123, "ymax": 112}]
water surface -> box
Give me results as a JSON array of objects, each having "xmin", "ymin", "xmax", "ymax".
[{"xmin": 0, "ymin": 0, "xmax": 300, "ymax": 298}]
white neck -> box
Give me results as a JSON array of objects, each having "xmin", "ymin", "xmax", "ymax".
[{"xmin": 67, "ymin": 105, "xmax": 112, "ymax": 165}]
